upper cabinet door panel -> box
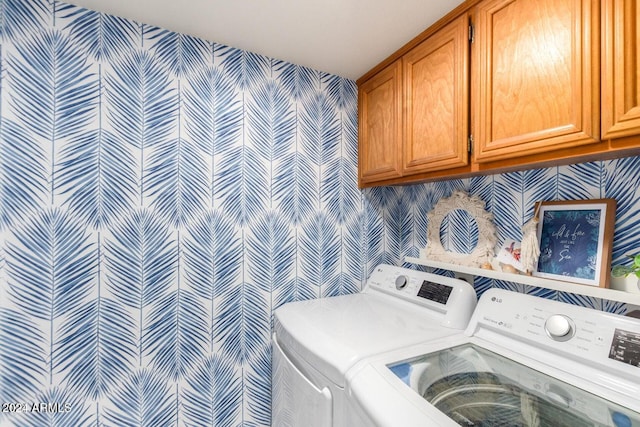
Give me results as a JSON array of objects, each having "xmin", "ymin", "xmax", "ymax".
[
  {"xmin": 358, "ymin": 61, "xmax": 403, "ymax": 185},
  {"xmin": 473, "ymin": 0, "xmax": 600, "ymax": 163},
  {"xmin": 403, "ymin": 14, "xmax": 470, "ymax": 174},
  {"xmin": 602, "ymin": 0, "xmax": 640, "ymax": 139}
]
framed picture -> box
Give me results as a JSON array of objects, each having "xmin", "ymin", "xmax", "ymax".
[{"xmin": 533, "ymin": 199, "xmax": 616, "ymax": 288}]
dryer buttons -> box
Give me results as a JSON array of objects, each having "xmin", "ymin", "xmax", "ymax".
[{"xmin": 395, "ymin": 275, "xmax": 408, "ymax": 290}]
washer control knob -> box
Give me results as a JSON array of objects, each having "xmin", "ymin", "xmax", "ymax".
[
  {"xmin": 395, "ymin": 275, "xmax": 408, "ymax": 290},
  {"xmin": 545, "ymin": 315, "xmax": 574, "ymax": 341}
]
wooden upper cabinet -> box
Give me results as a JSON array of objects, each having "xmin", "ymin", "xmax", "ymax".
[
  {"xmin": 357, "ymin": 0, "xmax": 640, "ymax": 187},
  {"xmin": 602, "ymin": 0, "xmax": 640, "ymax": 139},
  {"xmin": 403, "ymin": 15, "xmax": 470, "ymax": 174},
  {"xmin": 358, "ymin": 60, "xmax": 402, "ymax": 186},
  {"xmin": 472, "ymin": 0, "xmax": 600, "ymax": 163}
]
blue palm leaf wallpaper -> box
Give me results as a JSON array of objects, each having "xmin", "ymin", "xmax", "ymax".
[
  {"xmin": 58, "ymin": 128, "xmax": 138, "ymax": 229},
  {"xmin": 557, "ymin": 162, "xmax": 604, "ymax": 200},
  {"xmin": 182, "ymin": 355, "xmax": 242, "ymax": 427},
  {"xmin": 56, "ymin": 294, "xmax": 137, "ymax": 399},
  {"xmin": 59, "ymin": 6, "xmax": 138, "ymax": 62},
  {"xmin": 440, "ymin": 209, "xmax": 478, "ymax": 254},
  {"xmin": 273, "ymin": 151, "xmax": 317, "ymax": 225},
  {"xmin": 0, "ymin": 120, "xmax": 47, "ymax": 229},
  {"xmin": 299, "ymin": 212, "xmax": 340, "ymax": 298},
  {"xmin": 323, "ymin": 73, "xmax": 357, "ymax": 112},
  {"xmin": 6, "ymin": 208, "xmax": 97, "ymax": 374},
  {"xmin": 0, "ymin": 308, "xmax": 46, "ymax": 406},
  {"xmin": 322, "ymin": 107, "xmax": 359, "ymax": 226},
  {"xmin": 184, "ymin": 210, "xmax": 242, "ymax": 310},
  {"xmin": 274, "ymin": 62, "xmax": 319, "ymax": 101},
  {"xmin": 384, "ymin": 187, "xmax": 412, "ymax": 266},
  {"xmin": 218, "ymin": 47, "xmax": 270, "ymax": 91},
  {"xmin": 246, "ymin": 344, "xmax": 273, "ymax": 425},
  {"xmin": 146, "ymin": 131, "xmax": 209, "ymax": 227},
  {"xmin": 8, "ymin": 29, "xmax": 97, "ymax": 142},
  {"xmin": 14, "ymin": 386, "xmax": 93, "ymax": 427},
  {"xmin": 145, "ymin": 284, "xmax": 209, "ymax": 380},
  {"xmin": 605, "ymin": 157, "xmax": 640, "ymax": 262},
  {"xmin": 0, "ymin": 0, "xmax": 46, "ymax": 41},
  {"xmin": 104, "ymin": 369, "xmax": 176, "ymax": 427},
  {"xmin": 146, "ymin": 27, "xmax": 210, "ymax": 78},
  {"xmin": 247, "ymin": 212, "xmax": 296, "ymax": 308},
  {"xmin": 215, "ymin": 284, "xmax": 268, "ymax": 367},
  {"xmin": 216, "ymin": 145, "xmax": 269, "ymax": 227},
  {"xmin": 2, "ymin": 1, "xmax": 640, "ymax": 426},
  {"xmin": 300, "ymin": 92, "xmax": 341, "ymax": 169},
  {"xmin": 184, "ymin": 67, "xmax": 243, "ymax": 158},
  {"xmin": 248, "ymin": 80, "xmax": 295, "ymax": 164}
]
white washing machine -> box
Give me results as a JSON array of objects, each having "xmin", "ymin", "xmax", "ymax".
[
  {"xmin": 345, "ymin": 287, "xmax": 640, "ymax": 426},
  {"xmin": 271, "ymin": 264, "xmax": 477, "ymax": 427}
]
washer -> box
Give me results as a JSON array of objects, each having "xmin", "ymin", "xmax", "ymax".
[
  {"xmin": 271, "ymin": 264, "xmax": 477, "ymax": 427},
  {"xmin": 345, "ymin": 287, "xmax": 640, "ymax": 426}
]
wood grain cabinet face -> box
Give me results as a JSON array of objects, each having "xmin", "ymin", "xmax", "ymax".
[
  {"xmin": 358, "ymin": 61, "xmax": 402, "ymax": 186},
  {"xmin": 602, "ymin": 0, "xmax": 640, "ymax": 139},
  {"xmin": 403, "ymin": 15, "xmax": 470, "ymax": 174},
  {"xmin": 472, "ymin": 0, "xmax": 600, "ymax": 163}
]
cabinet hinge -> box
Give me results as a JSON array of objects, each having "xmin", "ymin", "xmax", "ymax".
[
  {"xmin": 468, "ymin": 135, "xmax": 473, "ymax": 154},
  {"xmin": 468, "ymin": 24, "xmax": 475, "ymax": 43}
]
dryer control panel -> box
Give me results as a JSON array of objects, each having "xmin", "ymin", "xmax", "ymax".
[{"xmin": 365, "ymin": 264, "xmax": 477, "ymax": 330}]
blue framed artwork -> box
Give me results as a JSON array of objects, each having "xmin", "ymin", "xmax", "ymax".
[{"xmin": 534, "ymin": 199, "xmax": 616, "ymax": 288}]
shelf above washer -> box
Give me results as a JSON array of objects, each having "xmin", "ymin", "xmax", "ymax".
[{"xmin": 405, "ymin": 256, "xmax": 640, "ymax": 306}]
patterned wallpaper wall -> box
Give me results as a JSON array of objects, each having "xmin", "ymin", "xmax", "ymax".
[
  {"xmin": 363, "ymin": 157, "xmax": 640, "ymax": 313},
  {"xmin": 0, "ymin": 1, "xmax": 361, "ymax": 426}
]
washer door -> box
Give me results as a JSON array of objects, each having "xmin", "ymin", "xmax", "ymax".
[
  {"xmin": 424, "ymin": 371, "xmax": 591, "ymax": 427},
  {"xmin": 272, "ymin": 334, "xmax": 332, "ymax": 427},
  {"xmin": 388, "ymin": 344, "xmax": 640, "ymax": 427}
]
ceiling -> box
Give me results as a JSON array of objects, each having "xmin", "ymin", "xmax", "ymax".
[{"xmin": 66, "ymin": 0, "xmax": 464, "ymax": 80}]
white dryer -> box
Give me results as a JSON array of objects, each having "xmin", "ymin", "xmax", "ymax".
[
  {"xmin": 271, "ymin": 264, "xmax": 477, "ymax": 427},
  {"xmin": 345, "ymin": 288, "xmax": 640, "ymax": 426}
]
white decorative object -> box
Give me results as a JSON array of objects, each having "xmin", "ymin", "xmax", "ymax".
[
  {"xmin": 496, "ymin": 239, "xmax": 525, "ymax": 273},
  {"xmin": 610, "ymin": 274, "xmax": 640, "ymax": 294},
  {"xmin": 423, "ymin": 191, "xmax": 497, "ymax": 268},
  {"xmin": 520, "ymin": 205, "xmax": 541, "ymax": 275}
]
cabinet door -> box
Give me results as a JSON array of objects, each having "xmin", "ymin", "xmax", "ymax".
[
  {"xmin": 602, "ymin": 0, "xmax": 640, "ymax": 139},
  {"xmin": 472, "ymin": 0, "xmax": 600, "ymax": 163},
  {"xmin": 358, "ymin": 61, "xmax": 402, "ymax": 186},
  {"xmin": 403, "ymin": 14, "xmax": 470, "ymax": 174}
]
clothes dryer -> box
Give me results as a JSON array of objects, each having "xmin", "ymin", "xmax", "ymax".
[{"xmin": 271, "ymin": 264, "xmax": 477, "ymax": 427}]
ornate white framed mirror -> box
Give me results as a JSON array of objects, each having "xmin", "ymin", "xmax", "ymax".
[{"xmin": 422, "ymin": 191, "xmax": 497, "ymax": 268}]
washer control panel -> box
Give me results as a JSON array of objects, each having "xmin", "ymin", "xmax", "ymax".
[
  {"xmin": 472, "ymin": 288, "xmax": 640, "ymax": 374},
  {"xmin": 366, "ymin": 264, "xmax": 477, "ymax": 329}
]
